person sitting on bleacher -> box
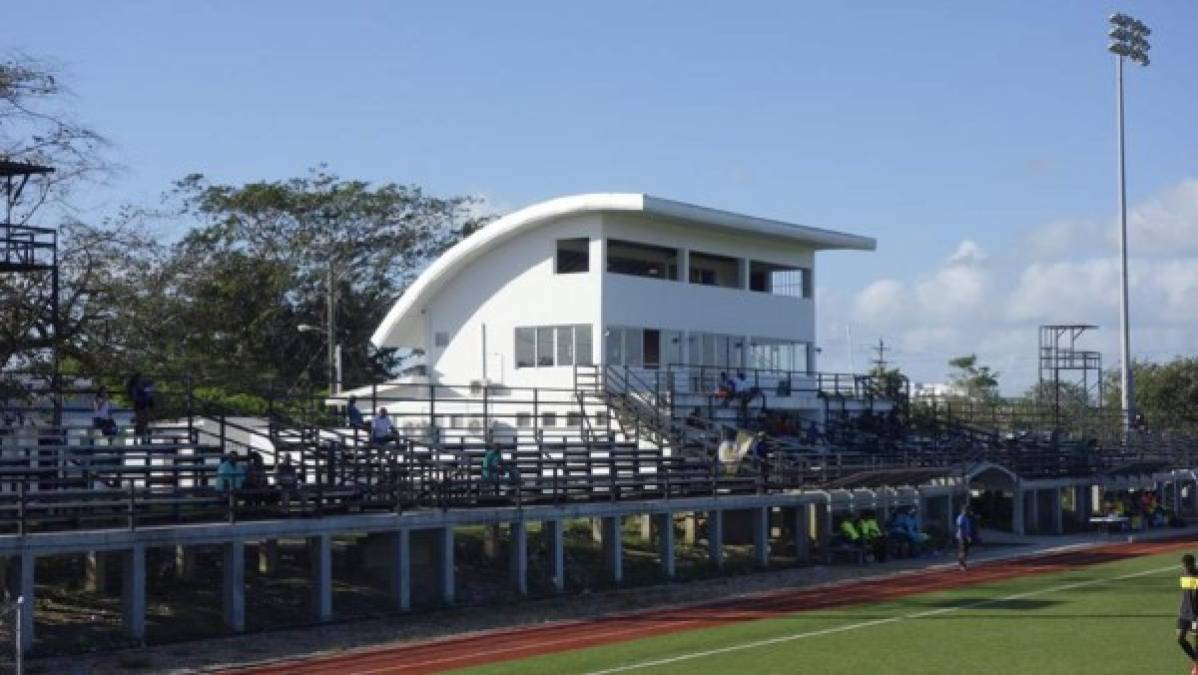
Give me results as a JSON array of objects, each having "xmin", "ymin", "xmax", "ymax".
[
  {"xmin": 858, "ymin": 511, "xmax": 887, "ymax": 562},
  {"xmin": 92, "ymin": 387, "xmax": 117, "ymax": 437},
  {"xmin": 804, "ymin": 421, "xmax": 822, "ymax": 446},
  {"xmin": 371, "ymin": 408, "xmax": 398, "ymax": 447},
  {"xmin": 482, "ymin": 446, "xmax": 503, "ymax": 493},
  {"xmin": 216, "ymin": 453, "xmax": 245, "ymax": 492},
  {"xmin": 715, "ymin": 371, "xmax": 736, "ymax": 407},
  {"xmin": 837, "ymin": 517, "xmax": 862, "ymax": 548}
]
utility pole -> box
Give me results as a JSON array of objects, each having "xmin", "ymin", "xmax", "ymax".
[{"xmin": 871, "ymin": 338, "xmax": 889, "ymax": 371}]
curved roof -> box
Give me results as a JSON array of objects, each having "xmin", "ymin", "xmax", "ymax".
[{"xmin": 371, "ymin": 192, "xmax": 876, "ymax": 348}]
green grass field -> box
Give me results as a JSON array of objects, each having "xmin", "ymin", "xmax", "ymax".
[{"xmin": 458, "ymin": 549, "xmax": 1195, "ymax": 675}]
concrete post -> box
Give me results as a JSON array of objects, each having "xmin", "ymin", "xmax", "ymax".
[
  {"xmin": 1051, "ymin": 488, "xmax": 1064, "ymax": 535},
  {"xmin": 509, "ymin": 520, "xmax": 528, "ymax": 594},
  {"xmin": 12, "ymin": 552, "xmax": 34, "ymax": 655},
  {"xmin": 483, "ymin": 524, "xmax": 501, "ymax": 561},
  {"xmin": 601, "ymin": 516, "xmax": 623, "ymax": 584},
  {"xmin": 222, "ymin": 541, "xmax": 246, "ymax": 632},
  {"xmin": 438, "ymin": 526, "xmax": 455, "ymax": 604},
  {"xmin": 793, "ymin": 503, "xmax": 811, "ymax": 564},
  {"xmin": 655, "ymin": 512, "xmax": 675, "ymax": 579},
  {"xmin": 258, "ymin": 539, "xmax": 280, "ymax": 576},
  {"xmin": 1012, "ymin": 488, "xmax": 1025, "ymax": 536},
  {"xmin": 1173, "ymin": 479, "xmax": 1184, "ymax": 514},
  {"xmin": 639, "ymin": 514, "xmax": 653, "ymax": 542},
  {"xmin": 387, "ymin": 530, "xmax": 411, "ymax": 611},
  {"xmin": 1028, "ymin": 489, "xmax": 1040, "ymax": 534},
  {"xmin": 545, "ymin": 519, "xmax": 565, "ymax": 593},
  {"xmin": 1074, "ymin": 485, "xmax": 1090, "ymax": 524},
  {"xmin": 753, "ymin": 507, "xmax": 770, "ymax": 568},
  {"xmin": 308, "ymin": 534, "xmax": 332, "ymax": 621},
  {"xmin": 707, "ymin": 509, "xmax": 724, "ymax": 569},
  {"xmin": 816, "ymin": 500, "xmax": 832, "ymax": 563},
  {"xmin": 175, "ymin": 545, "xmax": 197, "ymax": 583},
  {"xmin": 121, "ymin": 544, "xmax": 146, "ymax": 643}
]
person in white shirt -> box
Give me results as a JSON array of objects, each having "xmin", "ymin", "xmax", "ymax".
[{"xmin": 93, "ymin": 387, "xmax": 116, "ymax": 436}]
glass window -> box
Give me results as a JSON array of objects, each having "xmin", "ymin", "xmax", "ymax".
[
  {"xmin": 566, "ymin": 411, "xmax": 582, "ymax": 428},
  {"xmin": 516, "ymin": 412, "xmax": 531, "ymax": 428},
  {"xmin": 688, "ymin": 252, "xmax": 741, "ymax": 288},
  {"xmin": 607, "ymin": 239, "xmax": 679, "ymax": 280},
  {"xmin": 575, "ymin": 324, "xmax": 593, "ymax": 365},
  {"xmin": 536, "ymin": 327, "xmax": 554, "ymax": 366},
  {"xmin": 556, "ymin": 326, "xmax": 574, "ymax": 366},
  {"xmin": 556, "ymin": 238, "xmax": 589, "ymax": 273},
  {"xmin": 643, "ymin": 329, "xmax": 661, "ymax": 368},
  {"xmin": 662, "ymin": 330, "xmax": 682, "ymax": 366},
  {"xmin": 606, "ymin": 327, "xmax": 624, "ymax": 366},
  {"xmin": 515, "ymin": 327, "xmax": 535, "ymax": 368},
  {"xmin": 541, "ymin": 412, "xmax": 556, "ymax": 428},
  {"xmin": 625, "ymin": 328, "xmax": 643, "ymax": 367},
  {"xmin": 749, "ymin": 261, "xmax": 809, "ymax": 298}
]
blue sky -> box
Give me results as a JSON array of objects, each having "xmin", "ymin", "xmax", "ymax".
[{"xmin": 9, "ymin": 1, "xmax": 1198, "ymax": 391}]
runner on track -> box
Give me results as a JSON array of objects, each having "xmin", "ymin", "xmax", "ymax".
[
  {"xmin": 1176, "ymin": 554, "xmax": 1198, "ymax": 674},
  {"xmin": 955, "ymin": 503, "xmax": 974, "ymax": 571}
]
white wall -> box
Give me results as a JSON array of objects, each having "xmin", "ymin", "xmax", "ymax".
[
  {"xmin": 600, "ymin": 213, "xmax": 816, "ymax": 362},
  {"xmin": 423, "ymin": 213, "xmax": 603, "ymax": 389}
]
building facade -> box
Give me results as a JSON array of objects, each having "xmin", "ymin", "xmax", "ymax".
[{"xmin": 371, "ymin": 193, "xmax": 875, "ymax": 390}]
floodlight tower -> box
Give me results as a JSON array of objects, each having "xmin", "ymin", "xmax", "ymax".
[{"xmin": 1108, "ymin": 12, "xmax": 1150, "ymax": 432}]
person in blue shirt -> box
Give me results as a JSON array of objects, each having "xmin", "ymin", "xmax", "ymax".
[{"xmin": 955, "ymin": 503, "xmax": 975, "ymax": 570}]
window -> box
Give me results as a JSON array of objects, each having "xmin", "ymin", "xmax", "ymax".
[
  {"xmin": 748, "ymin": 338, "xmax": 813, "ymax": 373},
  {"xmin": 536, "ymin": 327, "xmax": 554, "ymax": 366},
  {"xmin": 515, "ymin": 328, "xmax": 535, "ymax": 368},
  {"xmin": 556, "ymin": 238, "xmax": 589, "ymax": 273},
  {"xmin": 688, "ymin": 252, "xmax": 741, "ymax": 288},
  {"xmin": 689, "ymin": 331, "xmax": 745, "ymax": 368},
  {"xmin": 643, "ymin": 329, "xmax": 660, "ymax": 368},
  {"xmin": 556, "ymin": 326, "xmax": 574, "ymax": 366},
  {"xmin": 749, "ymin": 261, "xmax": 811, "ymax": 298},
  {"xmin": 434, "ymin": 331, "xmax": 450, "ymax": 347},
  {"xmin": 606, "ymin": 328, "xmax": 624, "ymax": 365},
  {"xmin": 625, "ymin": 328, "xmax": 643, "ymax": 367},
  {"xmin": 607, "ymin": 239, "xmax": 679, "ymax": 280},
  {"xmin": 594, "ymin": 411, "xmax": 607, "ymax": 428},
  {"xmin": 566, "ymin": 411, "xmax": 582, "ymax": 428},
  {"xmin": 541, "ymin": 412, "xmax": 556, "ymax": 428},
  {"xmin": 575, "ymin": 325, "xmax": 593, "ymax": 365},
  {"xmin": 515, "ymin": 324, "xmax": 593, "ymax": 368},
  {"xmin": 516, "ymin": 412, "xmax": 531, "ymax": 428}
]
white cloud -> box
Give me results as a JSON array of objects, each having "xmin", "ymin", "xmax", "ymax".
[{"xmin": 835, "ymin": 177, "xmax": 1198, "ymax": 393}]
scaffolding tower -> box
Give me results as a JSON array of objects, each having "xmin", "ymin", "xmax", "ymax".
[
  {"xmin": 1038, "ymin": 324, "xmax": 1104, "ymax": 428},
  {"xmin": 1, "ymin": 160, "xmax": 60, "ymax": 420}
]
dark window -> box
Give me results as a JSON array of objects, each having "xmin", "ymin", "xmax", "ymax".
[
  {"xmin": 556, "ymin": 238, "xmax": 589, "ymax": 273},
  {"xmin": 607, "ymin": 239, "xmax": 679, "ymax": 280},
  {"xmin": 536, "ymin": 327, "xmax": 554, "ymax": 366},
  {"xmin": 688, "ymin": 252, "xmax": 741, "ymax": 288},
  {"xmin": 749, "ymin": 261, "xmax": 810, "ymax": 298},
  {"xmin": 515, "ymin": 327, "xmax": 535, "ymax": 368}
]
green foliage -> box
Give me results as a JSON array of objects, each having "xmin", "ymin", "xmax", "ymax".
[
  {"xmin": 947, "ymin": 353, "xmax": 999, "ymax": 401},
  {"xmin": 1105, "ymin": 358, "xmax": 1198, "ymax": 434},
  {"xmin": 868, "ymin": 364, "xmax": 907, "ymax": 401}
]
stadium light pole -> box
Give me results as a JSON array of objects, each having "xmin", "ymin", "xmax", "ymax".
[{"xmin": 1108, "ymin": 12, "xmax": 1150, "ymax": 433}]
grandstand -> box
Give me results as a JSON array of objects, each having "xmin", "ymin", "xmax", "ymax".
[{"xmin": 2, "ymin": 192, "xmax": 1197, "ymax": 659}]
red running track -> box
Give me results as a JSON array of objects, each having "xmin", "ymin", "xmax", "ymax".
[{"xmin": 226, "ymin": 538, "xmax": 1196, "ymax": 675}]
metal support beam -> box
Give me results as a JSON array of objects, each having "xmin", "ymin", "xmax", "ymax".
[
  {"xmin": 1051, "ymin": 489, "xmax": 1064, "ymax": 535},
  {"xmin": 1012, "ymin": 489, "xmax": 1025, "ymax": 536},
  {"xmin": 792, "ymin": 503, "xmax": 811, "ymax": 564}
]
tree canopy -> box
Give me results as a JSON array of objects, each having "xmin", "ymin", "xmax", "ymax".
[{"xmin": 947, "ymin": 353, "xmax": 999, "ymax": 401}]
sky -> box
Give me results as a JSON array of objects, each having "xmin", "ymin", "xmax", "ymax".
[{"xmin": 7, "ymin": 1, "xmax": 1198, "ymax": 392}]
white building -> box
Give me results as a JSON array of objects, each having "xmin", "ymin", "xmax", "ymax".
[{"xmin": 371, "ymin": 193, "xmax": 874, "ymax": 392}]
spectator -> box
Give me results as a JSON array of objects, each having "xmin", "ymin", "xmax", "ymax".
[
  {"xmin": 482, "ymin": 445, "xmax": 503, "ymax": 493},
  {"xmin": 804, "ymin": 421, "xmax": 822, "ymax": 446},
  {"xmin": 837, "ymin": 517, "xmax": 862, "ymax": 546},
  {"xmin": 125, "ymin": 373, "xmax": 152, "ymax": 441},
  {"xmin": 245, "ymin": 451, "xmax": 267, "ymax": 497},
  {"xmin": 715, "ymin": 371, "xmax": 735, "ymax": 407},
  {"xmin": 346, "ymin": 396, "xmax": 365, "ymax": 430},
  {"xmin": 92, "ymin": 387, "xmax": 117, "ymax": 437},
  {"xmin": 859, "ymin": 511, "xmax": 887, "ymax": 562},
  {"xmin": 956, "ymin": 503, "xmax": 975, "ymax": 570},
  {"xmin": 216, "ymin": 453, "xmax": 245, "ymax": 492},
  {"xmin": 372, "ymin": 407, "xmax": 398, "ymax": 446},
  {"xmin": 276, "ymin": 454, "xmax": 298, "ymax": 510}
]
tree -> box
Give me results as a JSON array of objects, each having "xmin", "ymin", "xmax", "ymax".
[
  {"xmin": 947, "ymin": 354, "xmax": 999, "ymax": 401},
  {"xmin": 117, "ymin": 170, "xmax": 494, "ymax": 394},
  {"xmin": 1105, "ymin": 358, "xmax": 1198, "ymax": 435},
  {"xmin": 1, "ymin": 53, "xmax": 110, "ymax": 224},
  {"xmin": 868, "ymin": 363, "xmax": 907, "ymax": 401}
]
